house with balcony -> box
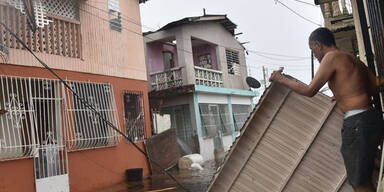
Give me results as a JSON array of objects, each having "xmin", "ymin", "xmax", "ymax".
[
  {"xmin": 316, "ymin": 0, "xmax": 358, "ymax": 55},
  {"xmin": 0, "ymin": 0, "xmax": 151, "ymax": 191},
  {"xmin": 144, "ymin": 14, "xmax": 258, "ymax": 161}
]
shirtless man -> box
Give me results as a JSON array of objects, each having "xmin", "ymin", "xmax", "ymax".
[{"xmin": 269, "ymin": 27, "xmax": 383, "ymax": 192}]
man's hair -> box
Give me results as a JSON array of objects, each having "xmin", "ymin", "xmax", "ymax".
[{"xmin": 309, "ymin": 27, "xmax": 336, "ymax": 47}]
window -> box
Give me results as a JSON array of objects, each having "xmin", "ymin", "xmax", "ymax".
[
  {"xmin": 198, "ymin": 54, "xmax": 212, "ymax": 69},
  {"xmin": 163, "ymin": 51, "xmax": 174, "ymax": 70},
  {"xmin": 108, "ymin": 0, "xmax": 122, "ymax": 32},
  {"xmin": 124, "ymin": 91, "xmax": 145, "ymax": 142},
  {"xmin": 64, "ymin": 81, "xmax": 120, "ymax": 151},
  {"xmin": 199, "ymin": 104, "xmax": 233, "ymax": 138},
  {"xmin": 159, "ymin": 105, "xmax": 196, "ymax": 153},
  {"xmin": 225, "ymin": 49, "xmax": 240, "ymax": 75},
  {"xmin": 232, "ymin": 104, "xmax": 251, "ymax": 132},
  {"xmin": 0, "ymin": 76, "xmax": 63, "ymax": 160}
]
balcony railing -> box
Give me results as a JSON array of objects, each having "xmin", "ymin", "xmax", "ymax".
[
  {"xmin": 150, "ymin": 67, "xmax": 183, "ymax": 91},
  {"xmin": 0, "ymin": 4, "xmax": 82, "ymax": 58},
  {"xmin": 194, "ymin": 66, "xmax": 223, "ymax": 87}
]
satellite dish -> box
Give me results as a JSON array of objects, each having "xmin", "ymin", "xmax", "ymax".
[{"xmin": 246, "ymin": 76, "xmax": 261, "ymax": 89}]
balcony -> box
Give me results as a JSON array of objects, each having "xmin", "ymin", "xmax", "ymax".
[
  {"xmin": 150, "ymin": 67, "xmax": 183, "ymax": 91},
  {"xmin": 194, "ymin": 66, "xmax": 223, "ymax": 88},
  {"xmin": 0, "ymin": 3, "xmax": 82, "ymax": 58}
]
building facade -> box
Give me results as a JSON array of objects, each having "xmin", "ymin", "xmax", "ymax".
[
  {"xmin": 144, "ymin": 15, "xmax": 258, "ymax": 161},
  {"xmin": 0, "ymin": 0, "xmax": 151, "ymax": 191}
]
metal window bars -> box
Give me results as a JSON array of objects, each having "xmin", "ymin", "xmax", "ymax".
[
  {"xmin": 0, "ymin": 75, "xmax": 121, "ymax": 161},
  {"xmin": 64, "ymin": 81, "xmax": 120, "ymax": 151},
  {"xmin": 123, "ymin": 91, "xmax": 145, "ymax": 142}
]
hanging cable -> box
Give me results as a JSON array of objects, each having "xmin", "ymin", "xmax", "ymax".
[
  {"xmin": 274, "ymin": 0, "xmax": 322, "ymax": 26},
  {"xmin": 0, "ymin": 21, "xmax": 191, "ymax": 192}
]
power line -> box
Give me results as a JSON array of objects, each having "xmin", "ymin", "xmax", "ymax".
[
  {"xmin": 274, "ymin": 0, "xmax": 322, "ymax": 26},
  {"xmin": 0, "ymin": 20, "xmax": 191, "ymax": 192},
  {"xmin": 247, "ymin": 50, "xmax": 310, "ymax": 59},
  {"xmin": 285, "ymin": 0, "xmax": 317, "ymax": 7}
]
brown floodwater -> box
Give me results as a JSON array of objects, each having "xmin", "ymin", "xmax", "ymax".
[{"xmin": 125, "ymin": 160, "xmax": 218, "ymax": 192}]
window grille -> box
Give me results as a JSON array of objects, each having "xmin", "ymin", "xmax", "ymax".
[
  {"xmin": 108, "ymin": 0, "xmax": 121, "ymax": 32},
  {"xmin": 64, "ymin": 81, "xmax": 120, "ymax": 151},
  {"xmin": 199, "ymin": 104, "xmax": 233, "ymax": 138},
  {"xmin": 0, "ymin": 76, "xmax": 64, "ymax": 161},
  {"xmin": 198, "ymin": 54, "xmax": 212, "ymax": 69},
  {"xmin": 42, "ymin": 0, "xmax": 79, "ymax": 21},
  {"xmin": 123, "ymin": 91, "xmax": 145, "ymax": 142},
  {"xmin": 225, "ymin": 49, "xmax": 240, "ymax": 75},
  {"xmin": 232, "ymin": 104, "xmax": 251, "ymax": 132}
]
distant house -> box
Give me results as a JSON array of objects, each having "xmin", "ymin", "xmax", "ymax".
[
  {"xmin": 0, "ymin": 0, "xmax": 151, "ymax": 191},
  {"xmin": 144, "ymin": 14, "xmax": 258, "ymax": 161}
]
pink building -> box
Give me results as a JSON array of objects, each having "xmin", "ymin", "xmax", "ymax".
[{"xmin": 0, "ymin": 0, "xmax": 151, "ymax": 191}]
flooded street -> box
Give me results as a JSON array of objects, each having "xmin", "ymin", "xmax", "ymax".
[{"xmin": 125, "ymin": 160, "xmax": 218, "ymax": 192}]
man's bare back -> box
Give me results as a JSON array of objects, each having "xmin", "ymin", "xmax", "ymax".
[
  {"xmin": 270, "ymin": 27, "xmax": 382, "ymax": 192},
  {"xmin": 326, "ymin": 50, "xmax": 376, "ymax": 112}
]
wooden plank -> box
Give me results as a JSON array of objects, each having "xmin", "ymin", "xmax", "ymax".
[
  {"xmin": 208, "ymin": 83, "xmax": 292, "ymax": 192},
  {"xmin": 45, "ymin": 14, "xmax": 80, "ymax": 25},
  {"xmin": 277, "ymin": 102, "xmax": 336, "ymax": 192},
  {"xmin": 145, "ymin": 128, "xmax": 180, "ymax": 174}
]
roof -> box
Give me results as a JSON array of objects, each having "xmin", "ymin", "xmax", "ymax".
[
  {"xmin": 207, "ymin": 82, "xmax": 354, "ymax": 192},
  {"xmin": 145, "ymin": 14, "xmax": 237, "ymax": 36}
]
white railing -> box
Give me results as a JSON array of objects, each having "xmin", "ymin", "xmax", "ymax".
[
  {"xmin": 150, "ymin": 67, "xmax": 183, "ymax": 91},
  {"xmin": 194, "ymin": 66, "xmax": 223, "ymax": 87}
]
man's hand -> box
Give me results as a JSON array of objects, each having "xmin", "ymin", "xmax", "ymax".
[
  {"xmin": 269, "ymin": 68, "xmax": 285, "ymax": 83},
  {"xmin": 0, "ymin": 109, "xmax": 8, "ymax": 115}
]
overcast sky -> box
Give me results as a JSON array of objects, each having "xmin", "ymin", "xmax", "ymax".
[{"xmin": 140, "ymin": 0, "xmax": 326, "ymax": 94}]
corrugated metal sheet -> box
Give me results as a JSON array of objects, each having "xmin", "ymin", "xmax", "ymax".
[{"xmin": 208, "ymin": 83, "xmax": 353, "ymax": 192}]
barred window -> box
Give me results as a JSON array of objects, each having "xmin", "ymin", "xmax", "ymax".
[
  {"xmin": 123, "ymin": 91, "xmax": 145, "ymax": 142},
  {"xmin": 0, "ymin": 76, "xmax": 64, "ymax": 160},
  {"xmin": 232, "ymin": 104, "xmax": 251, "ymax": 132},
  {"xmin": 108, "ymin": 0, "xmax": 122, "ymax": 32},
  {"xmin": 199, "ymin": 104, "xmax": 233, "ymax": 138},
  {"xmin": 64, "ymin": 81, "xmax": 120, "ymax": 151},
  {"xmin": 225, "ymin": 49, "xmax": 240, "ymax": 75}
]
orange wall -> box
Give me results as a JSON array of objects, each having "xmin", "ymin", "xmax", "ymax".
[
  {"xmin": 0, "ymin": 64, "xmax": 152, "ymax": 192},
  {"xmin": 5, "ymin": 0, "xmax": 147, "ymax": 81}
]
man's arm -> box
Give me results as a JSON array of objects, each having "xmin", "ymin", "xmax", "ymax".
[{"xmin": 270, "ymin": 53, "xmax": 336, "ymax": 97}]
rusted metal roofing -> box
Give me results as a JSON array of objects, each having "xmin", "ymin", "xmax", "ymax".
[{"xmin": 207, "ymin": 82, "xmax": 354, "ymax": 192}]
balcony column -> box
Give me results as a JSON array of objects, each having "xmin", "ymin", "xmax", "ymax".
[{"xmin": 176, "ymin": 31, "xmax": 195, "ymax": 85}]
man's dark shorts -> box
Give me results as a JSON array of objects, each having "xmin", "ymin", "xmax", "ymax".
[{"xmin": 341, "ymin": 108, "xmax": 384, "ymax": 186}]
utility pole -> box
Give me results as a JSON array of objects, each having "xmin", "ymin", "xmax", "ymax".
[{"xmin": 262, "ymin": 66, "xmax": 267, "ymax": 89}]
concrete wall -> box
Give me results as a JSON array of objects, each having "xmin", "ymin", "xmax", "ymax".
[
  {"xmin": 145, "ymin": 22, "xmax": 249, "ymax": 90},
  {"xmin": 146, "ymin": 42, "xmax": 179, "ymax": 73},
  {"xmin": 192, "ymin": 44, "xmax": 218, "ymax": 70},
  {"xmin": 5, "ymin": 0, "xmax": 147, "ymax": 81}
]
